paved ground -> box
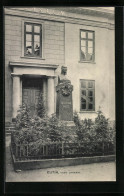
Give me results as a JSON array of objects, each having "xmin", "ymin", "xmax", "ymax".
[{"xmin": 5, "ymin": 136, "xmax": 116, "ymax": 182}]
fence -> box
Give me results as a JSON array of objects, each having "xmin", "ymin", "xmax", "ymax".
[{"xmin": 11, "ymin": 133, "xmax": 116, "ymax": 161}]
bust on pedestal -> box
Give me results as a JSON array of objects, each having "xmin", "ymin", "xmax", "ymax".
[{"xmin": 56, "ymin": 66, "xmax": 74, "ymax": 125}]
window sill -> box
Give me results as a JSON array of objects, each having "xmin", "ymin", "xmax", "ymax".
[
  {"xmin": 21, "ymin": 56, "xmax": 45, "ymax": 60},
  {"xmin": 79, "ymin": 111, "xmax": 97, "ymax": 113},
  {"xmin": 78, "ymin": 61, "xmax": 96, "ymax": 64}
]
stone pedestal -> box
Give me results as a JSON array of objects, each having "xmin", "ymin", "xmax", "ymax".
[{"xmin": 56, "ymin": 81, "xmax": 73, "ymax": 121}]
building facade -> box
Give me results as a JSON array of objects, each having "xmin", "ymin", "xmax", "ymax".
[{"xmin": 4, "ymin": 7, "xmax": 115, "ymax": 123}]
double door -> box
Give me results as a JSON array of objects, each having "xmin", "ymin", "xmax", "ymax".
[{"xmin": 22, "ymin": 77, "xmax": 43, "ymax": 116}]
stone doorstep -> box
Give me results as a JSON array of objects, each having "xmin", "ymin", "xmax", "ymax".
[
  {"xmin": 6, "ymin": 133, "xmax": 11, "ymax": 136},
  {"xmin": 6, "ymin": 127, "xmax": 14, "ymax": 129},
  {"xmin": 5, "ymin": 121, "xmax": 16, "ymax": 135},
  {"xmin": 10, "ymin": 146, "xmax": 116, "ymax": 171}
]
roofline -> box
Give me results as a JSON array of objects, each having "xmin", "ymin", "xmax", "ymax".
[{"xmin": 5, "ymin": 6, "xmax": 114, "ymax": 19}]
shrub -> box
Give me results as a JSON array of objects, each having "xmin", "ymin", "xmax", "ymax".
[
  {"xmin": 13, "ymin": 106, "xmax": 115, "ymax": 156},
  {"xmin": 94, "ymin": 109, "xmax": 116, "ymax": 143},
  {"xmin": 46, "ymin": 114, "xmax": 77, "ymax": 142},
  {"xmin": 14, "ymin": 106, "xmax": 74, "ymax": 144},
  {"xmin": 37, "ymin": 92, "xmax": 46, "ymax": 118},
  {"xmin": 47, "ymin": 114, "xmax": 62, "ymax": 142},
  {"xmin": 74, "ymin": 111, "xmax": 96, "ymax": 142},
  {"xmin": 74, "ymin": 109, "xmax": 115, "ymax": 143},
  {"xmin": 15, "ymin": 103, "xmax": 31, "ymax": 130}
]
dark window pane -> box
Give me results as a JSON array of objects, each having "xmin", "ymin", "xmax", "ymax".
[
  {"xmin": 88, "ymin": 82, "xmax": 93, "ymax": 88},
  {"xmin": 88, "ymin": 103, "xmax": 93, "ymax": 110},
  {"xmin": 82, "ymin": 90, "xmax": 86, "ymax": 96},
  {"xmin": 80, "ymin": 80, "xmax": 95, "ymax": 111},
  {"xmin": 88, "ymin": 97, "xmax": 93, "ymax": 103},
  {"xmin": 81, "ymin": 81, "xmax": 86, "ymax": 88},
  {"xmin": 82, "ymin": 104, "xmax": 86, "ymax": 109},
  {"xmin": 88, "ymin": 90, "xmax": 93, "ymax": 96}
]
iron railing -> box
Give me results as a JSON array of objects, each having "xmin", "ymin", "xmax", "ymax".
[{"xmin": 11, "ymin": 133, "xmax": 116, "ymax": 161}]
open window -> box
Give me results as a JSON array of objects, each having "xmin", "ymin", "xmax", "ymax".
[
  {"xmin": 24, "ymin": 22, "xmax": 42, "ymax": 57},
  {"xmin": 80, "ymin": 30, "xmax": 95, "ymax": 62}
]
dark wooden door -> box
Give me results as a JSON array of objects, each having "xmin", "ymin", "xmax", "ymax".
[
  {"xmin": 22, "ymin": 77, "xmax": 42, "ymax": 116},
  {"xmin": 23, "ymin": 88, "xmax": 41, "ymax": 116}
]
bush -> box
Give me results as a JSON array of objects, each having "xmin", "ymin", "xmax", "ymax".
[
  {"xmin": 74, "ymin": 111, "xmax": 96, "ymax": 143},
  {"xmin": 13, "ymin": 105, "xmax": 76, "ymax": 144},
  {"xmin": 37, "ymin": 92, "xmax": 46, "ymax": 118},
  {"xmin": 13, "ymin": 106, "xmax": 115, "ymax": 156},
  {"xmin": 16, "ymin": 103, "xmax": 31, "ymax": 130},
  {"xmin": 74, "ymin": 109, "xmax": 115, "ymax": 143}
]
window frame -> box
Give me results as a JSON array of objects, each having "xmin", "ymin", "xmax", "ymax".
[
  {"xmin": 24, "ymin": 22, "xmax": 42, "ymax": 57},
  {"xmin": 80, "ymin": 30, "xmax": 95, "ymax": 62},
  {"xmin": 80, "ymin": 79, "xmax": 95, "ymax": 111},
  {"xmin": 21, "ymin": 19, "xmax": 45, "ymax": 59}
]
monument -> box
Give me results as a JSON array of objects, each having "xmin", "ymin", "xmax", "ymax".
[{"xmin": 56, "ymin": 66, "xmax": 74, "ymax": 123}]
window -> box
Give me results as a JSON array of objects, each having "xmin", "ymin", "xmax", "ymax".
[
  {"xmin": 80, "ymin": 80, "xmax": 95, "ymax": 111},
  {"xmin": 24, "ymin": 22, "xmax": 42, "ymax": 57},
  {"xmin": 80, "ymin": 30, "xmax": 95, "ymax": 62}
]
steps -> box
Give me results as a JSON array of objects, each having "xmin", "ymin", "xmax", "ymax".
[{"xmin": 5, "ymin": 122, "xmax": 16, "ymax": 135}]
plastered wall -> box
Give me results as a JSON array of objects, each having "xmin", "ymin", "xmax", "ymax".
[
  {"xmin": 5, "ymin": 11, "xmax": 115, "ymax": 122},
  {"xmin": 65, "ymin": 22, "xmax": 115, "ymax": 120}
]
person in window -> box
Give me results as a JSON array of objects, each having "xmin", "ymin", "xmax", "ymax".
[
  {"xmin": 81, "ymin": 50, "xmax": 86, "ymax": 60},
  {"xmin": 26, "ymin": 46, "xmax": 32, "ymax": 55},
  {"xmin": 34, "ymin": 44, "xmax": 40, "ymax": 56},
  {"xmin": 87, "ymin": 53, "xmax": 92, "ymax": 61}
]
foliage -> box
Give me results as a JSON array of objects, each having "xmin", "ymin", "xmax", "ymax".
[
  {"xmin": 13, "ymin": 105, "xmax": 75, "ymax": 144},
  {"xmin": 13, "ymin": 106, "xmax": 115, "ymax": 156},
  {"xmin": 47, "ymin": 114, "xmax": 62, "ymax": 142},
  {"xmin": 73, "ymin": 109, "xmax": 115, "ymax": 143},
  {"xmin": 37, "ymin": 93, "xmax": 46, "ymax": 118},
  {"xmin": 15, "ymin": 103, "xmax": 31, "ymax": 130},
  {"xmin": 94, "ymin": 109, "xmax": 115, "ymax": 142},
  {"xmin": 74, "ymin": 111, "xmax": 95, "ymax": 142}
]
